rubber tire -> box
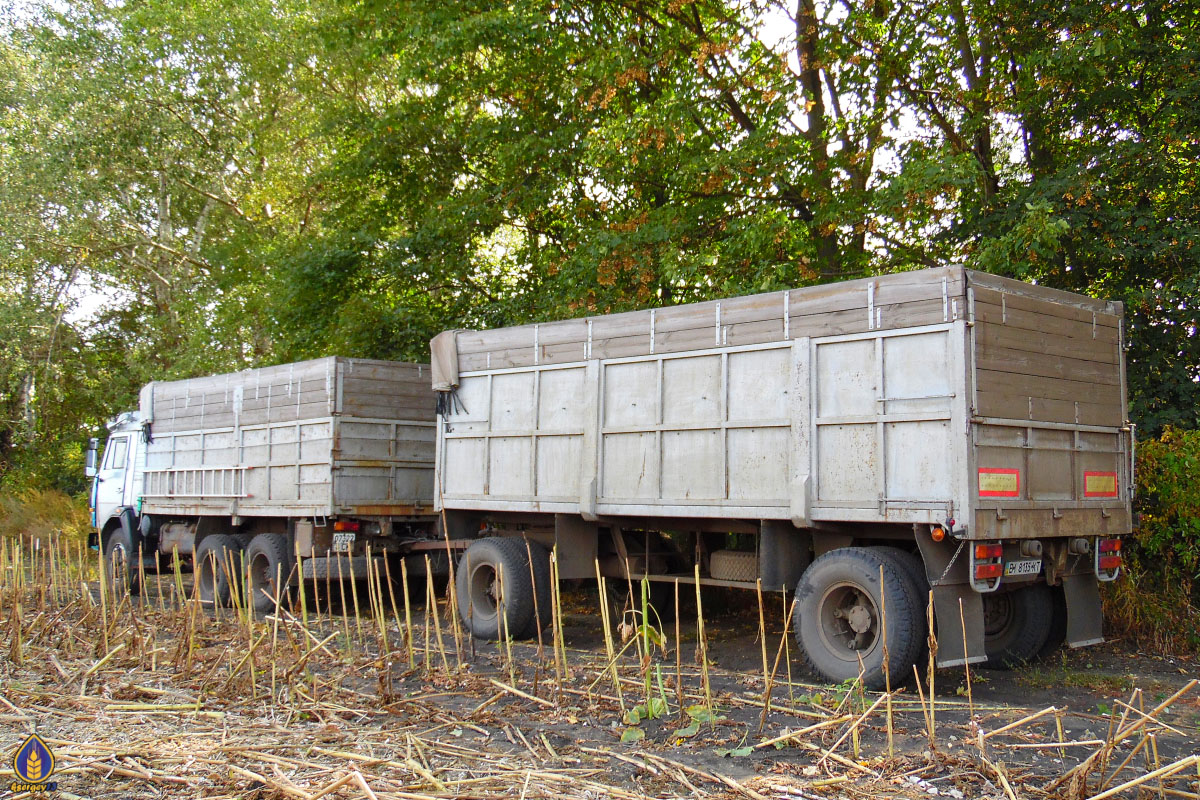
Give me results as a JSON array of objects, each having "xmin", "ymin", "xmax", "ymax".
[
  {"xmin": 871, "ymin": 546, "xmax": 931, "ymax": 664},
  {"xmin": 455, "ymin": 537, "xmax": 537, "ymax": 640},
  {"xmin": 982, "ymin": 582, "xmax": 1054, "ymax": 669},
  {"xmin": 104, "ymin": 525, "xmax": 143, "ymax": 597},
  {"xmin": 1037, "ymin": 584, "xmax": 1068, "ymax": 661},
  {"xmin": 517, "ymin": 540, "xmax": 553, "ymax": 640},
  {"xmin": 793, "ymin": 547, "xmax": 923, "ymax": 690},
  {"xmin": 710, "ymin": 550, "xmax": 758, "ymax": 582},
  {"xmin": 195, "ymin": 534, "xmax": 239, "ymax": 608},
  {"xmin": 244, "ymin": 533, "xmax": 294, "ymax": 613}
]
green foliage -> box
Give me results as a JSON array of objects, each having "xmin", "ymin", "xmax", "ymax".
[
  {"xmin": 1135, "ymin": 428, "xmax": 1200, "ymax": 590},
  {"xmin": 1102, "ymin": 427, "xmax": 1200, "ymax": 653}
]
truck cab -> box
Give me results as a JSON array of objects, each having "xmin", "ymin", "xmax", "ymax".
[{"xmin": 86, "ymin": 411, "xmax": 148, "ymax": 585}]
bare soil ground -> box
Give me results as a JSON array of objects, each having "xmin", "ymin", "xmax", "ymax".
[{"xmin": 1, "ymin": 555, "xmax": 1197, "ymax": 800}]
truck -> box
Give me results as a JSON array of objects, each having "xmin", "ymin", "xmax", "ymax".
[
  {"xmin": 87, "ymin": 357, "xmax": 442, "ymax": 611},
  {"xmin": 431, "ymin": 265, "xmax": 1132, "ymax": 688},
  {"xmin": 86, "ymin": 265, "xmax": 1131, "ymax": 689}
]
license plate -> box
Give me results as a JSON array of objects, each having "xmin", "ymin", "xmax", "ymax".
[
  {"xmin": 1004, "ymin": 559, "xmax": 1042, "ymax": 577},
  {"xmin": 332, "ymin": 532, "xmax": 356, "ymax": 553}
]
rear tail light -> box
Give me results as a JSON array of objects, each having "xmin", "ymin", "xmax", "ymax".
[
  {"xmin": 1096, "ymin": 538, "xmax": 1123, "ymax": 581},
  {"xmin": 974, "ymin": 544, "xmax": 1003, "ymax": 560},
  {"xmin": 974, "ymin": 563, "xmax": 1003, "ymax": 580},
  {"xmin": 333, "ymin": 520, "xmax": 360, "ymax": 533}
]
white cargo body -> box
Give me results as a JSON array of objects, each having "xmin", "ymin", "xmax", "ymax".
[
  {"xmin": 433, "ymin": 267, "xmax": 1131, "ymax": 539},
  {"xmin": 139, "ymin": 357, "xmax": 436, "ymax": 520},
  {"xmin": 432, "ymin": 266, "xmax": 1132, "ymax": 682}
]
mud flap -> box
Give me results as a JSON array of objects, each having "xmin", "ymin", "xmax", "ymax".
[
  {"xmin": 759, "ymin": 521, "xmax": 811, "ymax": 591},
  {"xmin": 1062, "ymin": 572, "xmax": 1105, "ymax": 647},
  {"xmin": 915, "ymin": 536, "xmax": 989, "ymax": 668}
]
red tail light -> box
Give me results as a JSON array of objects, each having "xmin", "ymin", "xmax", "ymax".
[
  {"xmin": 1098, "ymin": 555, "xmax": 1122, "ymax": 571},
  {"xmin": 974, "ymin": 544, "xmax": 1003, "ymax": 560},
  {"xmin": 974, "ymin": 563, "xmax": 1003, "ymax": 580},
  {"xmin": 1098, "ymin": 538, "xmax": 1122, "ymax": 553},
  {"xmin": 333, "ymin": 520, "xmax": 360, "ymax": 533}
]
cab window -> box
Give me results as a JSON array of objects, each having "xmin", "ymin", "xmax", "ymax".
[{"xmin": 103, "ymin": 437, "xmax": 129, "ymax": 471}]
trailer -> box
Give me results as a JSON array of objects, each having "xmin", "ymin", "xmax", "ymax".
[
  {"xmin": 431, "ymin": 266, "xmax": 1132, "ymax": 687},
  {"xmin": 87, "ymin": 357, "xmax": 439, "ymax": 611}
]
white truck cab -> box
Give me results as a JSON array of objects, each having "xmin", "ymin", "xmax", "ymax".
[{"xmin": 86, "ymin": 411, "xmax": 148, "ymax": 571}]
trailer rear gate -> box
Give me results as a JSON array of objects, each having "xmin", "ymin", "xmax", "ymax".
[
  {"xmin": 433, "ymin": 267, "xmax": 1132, "ymax": 540},
  {"xmin": 139, "ymin": 357, "xmax": 436, "ymax": 519}
]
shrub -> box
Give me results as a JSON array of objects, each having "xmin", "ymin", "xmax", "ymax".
[
  {"xmin": 0, "ymin": 489, "xmax": 91, "ymax": 544},
  {"xmin": 1103, "ymin": 427, "xmax": 1200, "ymax": 653}
]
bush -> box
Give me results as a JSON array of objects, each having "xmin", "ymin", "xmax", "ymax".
[
  {"xmin": 1102, "ymin": 427, "xmax": 1200, "ymax": 653},
  {"xmin": 0, "ymin": 489, "xmax": 91, "ymax": 544}
]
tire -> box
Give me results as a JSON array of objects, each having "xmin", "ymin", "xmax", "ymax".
[
  {"xmin": 195, "ymin": 534, "xmax": 239, "ymax": 608},
  {"xmin": 104, "ymin": 525, "xmax": 143, "ymax": 597},
  {"xmin": 710, "ymin": 550, "xmax": 758, "ymax": 582},
  {"xmin": 982, "ymin": 582, "xmax": 1054, "ymax": 669},
  {"xmin": 455, "ymin": 537, "xmax": 536, "ymax": 640},
  {"xmin": 517, "ymin": 540, "xmax": 553, "ymax": 640},
  {"xmin": 793, "ymin": 547, "xmax": 923, "ymax": 690},
  {"xmin": 872, "ymin": 546, "xmax": 931, "ymax": 664},
  {"xmin": 1038, "ymin": 584, "xmax": 1068, "ymax": 660},
  {"xmin": 244, "ymin": 533, "xmax": 294, "ymax": 613}
]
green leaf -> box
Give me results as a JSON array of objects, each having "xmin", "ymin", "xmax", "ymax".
[{"xmin": 620, "ymin": 727, "xmax": 646, "ymax": 744}]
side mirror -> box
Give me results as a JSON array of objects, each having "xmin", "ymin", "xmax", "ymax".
[{"xmin": 85, "ymin": 438, "xmax": 99, "ymax": 478}]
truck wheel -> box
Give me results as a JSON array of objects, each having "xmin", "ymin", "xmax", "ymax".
[
  {"xmin": 793, "ymin": 547, "xmax": 922, "ymax": 690},
  {"xmin": 455, "ymin": 537, "xmax": 536, "ymax": 640},
  {"xmin": 871, "ymin": 546, "xmax": 931, "ymax": 664},
  {"xmin": 245, "ymin": 533, "xmax": 294, "ymax": 613},
  {"xmin": 1037, "ymin": 585, "xmax": 1068, "ymax": 660},
  {"xmin": 982, "ymin": 583, "xmax": 1054, "ymax": 669},
  {"xmin": 195, "ymin": 534, "xmax": 239, "ymax": 608},
  {"xmin": 104, "ymin": 526, "xmax": 142, "ymax": 597},
  {"xmin": 518, "ymin": 540, "xmax": 553, "ymax": 639}
]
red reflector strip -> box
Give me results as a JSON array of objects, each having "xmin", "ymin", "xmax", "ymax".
[
  {"xmin": 1084, "ymin": 471, "xmax": 1119, "ymax": 498},
  {"xmin": 974, "ymin": 563, "xmax": 1003, "ymax": 580},
  {"xmin": 1098, "ymin": 538, "xmax": 1122, "ymax": 553},
  {"xmin": 1099, "ymin": 555, "xmax": 1122, "ymax": 571},
  {"xmin": 975, "ymin": 544, "xmax": 1003, "ymax": 560},
  {"xmin": 978, "ymin": 468, "xmax": 1020, "ymax": 498},
  {"xmin": 333, "ymin": 520, "xmax": 360, "ymax": 532}
]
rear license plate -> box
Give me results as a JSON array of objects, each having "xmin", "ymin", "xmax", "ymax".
[
  {"xmin": 1004, "ymin": 559, "xmax": 1042, "ymax": 577},
  {"xmin": 332, "ymin": 532, "xmax": 356, "ymax": 553}
]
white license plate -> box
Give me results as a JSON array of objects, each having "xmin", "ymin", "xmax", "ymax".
[
  {"xmin": 332, "ymin": 532, "xmax": 356, "ymax": 553},
  {"xmin": 1004, "ymin": 559, "xmax": 1042, "ymax": 577}
]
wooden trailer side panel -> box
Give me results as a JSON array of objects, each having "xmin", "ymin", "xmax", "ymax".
[{"xmin": 966, "ymin": 273, "xmax": 1133, "ymax": 539}]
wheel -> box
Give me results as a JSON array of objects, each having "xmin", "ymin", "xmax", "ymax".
[
  {"xmin": 104, "ymin": 525, "xmax": 143, "ymax": 597},
  {"xmin": 517, "ymin": 540, "xmax": 553, "ymax": 640},
  {"xmin": 871, "ymin": 546, "xmax": 931, "ymax": 663},
  {"xmin": 455, "ymin": 537, "xmax": 537, "ymax": 640},
  {"xmin": 244, "ymin": 533, "xmax": 294, "ymax": 613},
  {"xmin": 982, "ymin": 583, "xmax": 1054, "ymax": 669},
  {"xmin": 195, "ymin": 534, "xmax": 239, "ymax": 608},
  {"xmin": 710, "ymin": 550, "xmax": 758, "ymax": 582},
  {"xmin": 793, "ymin": 547, "xmax": 923, "ymax": 690},
  {"xmin": 1038, "ymin": 585, "xmax": 1068, "ymax": 660}
]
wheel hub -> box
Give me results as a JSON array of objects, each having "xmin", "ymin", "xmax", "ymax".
[
  {"xmin": 820, "ymin": 584, "xmax": 880, "ymax": 658},
  {"xmin": 846, "ymin": 604, "xmax": 872, "ymax": 634}
]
